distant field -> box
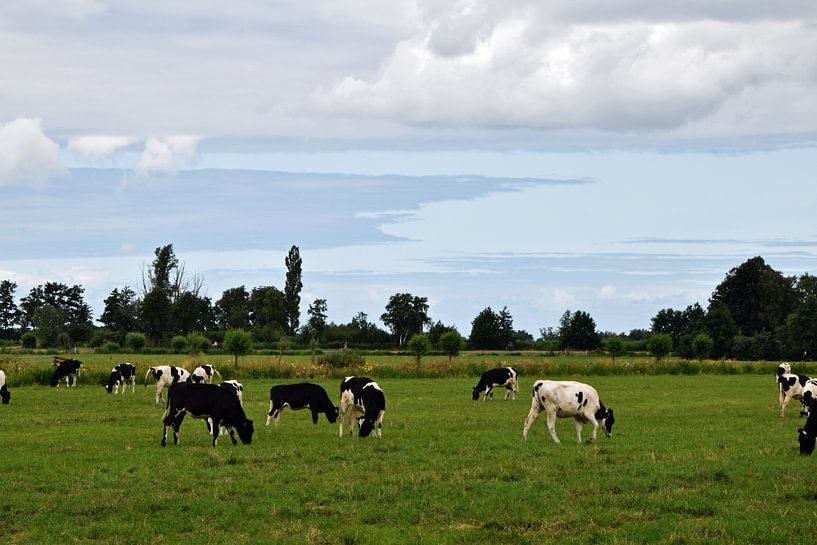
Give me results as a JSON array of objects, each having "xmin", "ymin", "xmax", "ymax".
[{"xmin": 0, "ymin": 375, "xmax": 813, "ymax": 545}]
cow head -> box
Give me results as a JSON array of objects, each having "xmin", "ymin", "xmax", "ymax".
[
  {"xmin": 104, "ymin": 371, "xmax": 122, "ymax": 393},
  {"xmin": 595, "ymin": 406, "xmax": 615, "ymax": 438},
  {"xmin": 327, "ymin": 406, "xmax": 340, "ymax": 424},
  {"xmin": 358, "ymin": 417, "xmax": 376, "ymax": 437},
  {"xmin": 472, "ymin": 387, "xmax": 480, "ymax": 401},
  {"xmin": 236, "ymin": 419, "xmax": 254, "ymax": 444},
  {"xmin": 799, "ymin": 428, "xmax": 816, "ymax": 455},
  {"xmin": 778, "ymin": 362, "xmax": 791, "ymax": 377}
]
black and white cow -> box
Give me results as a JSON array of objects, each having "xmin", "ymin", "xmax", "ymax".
[
  {"xmin": 218, "ymin": 380, "xmax": 244, "ymax": 407},
  {"xmin": 0, "ymin": 370, "xmax": 10, "ymax": 404},
  {"xmin": 161, "ymin": 382, "xmax": 254, "ymax": 447},
  {"xmin": 472, "ymin": 367, "xmax": 518, "ymax": 401},
  {"xmin": 799, "ymin": 397, "xmax": 817, "ymax": 455},
  {"xmin": 339, "ymin": 376, "xmax": 385, "ymax": 438},
  {"xmin": 266, "ymin": 383, "xmax": 338, "ymax": 427},
  {"xmin": 145, "ymin": 365, "xmax": 191, "ymax": 404},
  {"xmin": 778, "ymin": 373, "xmax": 812, "ymax": 417},
  {"xmin": 105, "ymin": 363, "xmax": 137, "ymax": 394},
  {"xmin": 522, "ymin": 380, "xmax": 615, "ymax": 444},
  {"xmin": 777, "ymin": 362, "xmax": 792, "ymax": 377},
  {"xmin": 51, "ymin": 358, "xmax": 82, "ymax": 387},
  {"xmin": 191, "ymin": 365, "xmax": 221, "ymax": 384}
]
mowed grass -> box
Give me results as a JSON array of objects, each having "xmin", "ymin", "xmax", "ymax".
[{"xmin": 0, "ymin": 375, "xmax": 814, "ymax": 545}]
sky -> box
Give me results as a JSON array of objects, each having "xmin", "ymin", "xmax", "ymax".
[{"xmin": 2, "ymin": 1, "xmax": 817, "ymax": 336}]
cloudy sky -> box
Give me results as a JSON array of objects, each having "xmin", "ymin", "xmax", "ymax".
[{"xmin": 2, "ymin": 1, "xmax": 816, "ymax": 335}]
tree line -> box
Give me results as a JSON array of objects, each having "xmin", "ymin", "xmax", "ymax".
[{"xmin": 0, "ymin": 250, "xmax": 815, "ymax": 361}]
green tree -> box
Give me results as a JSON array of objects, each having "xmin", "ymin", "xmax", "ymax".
[
  {"xmin": 648, "ymin": 333, "xmax": 673, "ymax": 361},
  {"xmin": 99, "ymin": 286, "xmax": 139, "ymax": 339},
  {"xmin": 605, "ymin": 337, "xmax": 625, "ymax": 364},
  {"xmin": 559, "ymin": 310, "xmax": 601, "ymax": 351},
  {"xmin": 215, "ymin": 286, "xmax": 251, "ymax": 329},
  {"xmin": 407, "ymin": 333, "xmax": 431, "ymax": 374},
  {"xmin": 439, "ymin": 330, "xmax": 465, "ymax": 364},
  {"xmin": 170, "ymin": 335, "xmax": 190, "ymax": 354},
  {"xmin": 250, "ymin": 286, "xmax": 287, "ymax": 331},
  {"xmin": 469, "ymin": 307, "xmax": 503, "ymax": 349},
  {"xmin": 782, "ymin": 296, "xmax": 817, "ymax": 360},
  {"xmin": 709, "ymin": 256, "xmax": 798, "ymax": 335},
  {"xmin": 284, "ymin": 245, "xmax": 303, "ymax": 335},
  {"xmin": 21, "ymin": 331, "xmax": 37, "ymax": 348},
  {"xmin": 705, "ymin": 302, "xmax": 738, "ymax": 358},
  {"xmin": 32, "ymin": 304, "xmax": 66, "ymax": 348},
  {"xmin": 0, "ymin": 280, "xmax": 21, "ymax": 338},
  {"xmin": 691, "ymin": 332, "xmax": 714, "ymax": 361},
  {"xmin": 381, "ymin": 293, "xmax": 430, "ymax": 347},
  {"xmin": 125, "ymin": 332, "xmax": 147, "ymax": 353},
  {"xmin": 186, "ymin": 331, "xmax": 209, "ymax": 358},
  {"xmin": 277, "ymin": 335, "xmax": 292, "ymax": 365},
  {"xmin": 224, "ymin": 328, "xmax": 253, "ymax": 368},
  {"xmin": 427, "ymin": 321, "xmax": 458, "ymax": 348},
  {"xmin": 170, "ymin": 291, "xmax": 214, "ymax": 335},
  {"xmin": 306, "ymin": 298, "xmax": 328, "ymax": 341},
  {"xmin": 20, "ymin": 282, "xmax": 92, "ymax": 342},
  {"xmin": 140, "ymin": 287, "xmax": 172, "ymax": 345}
]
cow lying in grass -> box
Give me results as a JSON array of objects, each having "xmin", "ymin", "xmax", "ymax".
[
  {"xmin": 162, "ymin": 382, "xmax": 254, "ymax": 447},
  {"xmin": 266, "ymin": 383, "xmax": 338, "ymax": 427},
  {"xmin": 522, "ymin": 380, "xmax": 615, "ymax": 444}
]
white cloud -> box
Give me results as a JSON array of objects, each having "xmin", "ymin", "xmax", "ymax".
[
  {"xmin": 67, "ymin": 135, "xmax": 139, "ymax": 158},
  {"xmin": 135, "ymin": 135, "xmax": 201, "ymax": 176},
  {"xmin": 0, "ymin": 117, "xmax": 66, "ymax": 186},
  {"xmin": 317, "ymin": 12, "xmax": 817, "ymax": 136}
]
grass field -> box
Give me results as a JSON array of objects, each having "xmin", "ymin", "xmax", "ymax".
[{"xmin": 0, "ymin": 375, "xmax": 814, "ymax": 544}]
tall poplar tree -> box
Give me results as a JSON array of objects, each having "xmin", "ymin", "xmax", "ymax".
[{"xmin": 284, "ymin": 245, "xmax": 303, "ymax": 335}]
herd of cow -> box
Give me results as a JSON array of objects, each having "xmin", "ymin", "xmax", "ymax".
[
  {"xmin": 4, "ymin": 358, "xmax": 817, "ymax": 453},
  {"xmin": 0, "ymin": 359, "xmax": 619, "ymax": 448}
]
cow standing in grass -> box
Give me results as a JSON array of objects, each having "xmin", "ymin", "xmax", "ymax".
[
  {"xmin": 339, "ymin": 376, "xmax": 385, "ymax": 438},
  {"xmin": 145, "ymin": 366, "xmax": 190, "ymax": 404},
  {"xmin": 472, "ymin": 367, "xmax": 518, "ymax": 401},
  {"xmin": 51, "ymin": 359, "xmax": 81, "ymax": 387},
  {"xmin": 522, "ymin": 380, "xmax": 615, "ymax": 444},
  {"xmin": 266, "ymin": 383, "xmax": 338, "ymax": 427},
  {"xmin": 0, "ymin": 370, "xmax": 9, "ymax": 404},
  {"xmin": 105, "ymin": 363, "xmax": 137, "ymax": 394},
  {"xmin": 161, "ymin": 382, "xmax": 254, "ymax": 447},
  {"xmin": 191, "ymin": 365, "xmax": 221, "ymax": 384},
  {"xmin": 778, "ymin": 373, "xmax": 811, "ymax": 417}
]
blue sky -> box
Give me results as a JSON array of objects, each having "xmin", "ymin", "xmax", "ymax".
[{"xmin": 2, "ymin": 1, "xmax": 816, "ymax": 335}]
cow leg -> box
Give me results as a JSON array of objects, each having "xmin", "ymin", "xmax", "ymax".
[
  {"xmin": 376, "ymin": 410, "xmax": 384, "ymax": 438},
  {"xmin": 586, "ymin": 418, "xmax": 599, "ymax": 444},
  {"xmin": 266, "ymin": 401, "xmax": 274, "ymax": 426},
  {"xmin": 546, "ymin": 408, "xmax": 561, "ymax": 444},
  {"xmin": 522, "ymin": 404, "xmax": 541, "ymax": 441},
  {"xmin": 782, "ymin": 393, "xmax": 792, "ymax": 418},
  {"xmin": 172, "ymin": 411, "xmax": 185, "ymax": 445},
  {"xmin": 311, "ymin": 408, "xmax": 319, "ymax": 425},
  {"xmin": 161, "ymin": 410, "xmax": 175, "ymax": 447},
  {"xmin": 155, "ymin": 384, "xmax": 163, "ymax": 405},
  {"xmin": 574, "ymin": 418, "xmax": 584, "ymax": 444}
]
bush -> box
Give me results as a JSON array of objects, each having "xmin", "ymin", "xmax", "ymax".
[
  {"xmin": 125, "ymin": 332, "xmax": 147, "ymax": 353},
  {"xmin": 187, "ymin": 332, "xmax": 209, "ymax": 356},
  {"xmin": 170, "ymin": 336, "xmax": 190, "ymax": 354},
  {"xmin": 318, "ymin": 350, "xmax": 366, "ymax": 368},
  {"xmin": 21, "ymin": 332, "xmax": 37, "ymax": 349},
  {"xmin": 97, "ymin": 341, "xmax": 121, "ymax": 354}
]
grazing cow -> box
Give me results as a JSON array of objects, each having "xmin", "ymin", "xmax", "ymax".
[
  {"xmin": 778, "ymin": 373, "xmax": 812, "ymax": 417},
  {"xmin": 105, "ymin": 363, "xmax": 137, "ymax": 394},
  {"xmin": 51, "ymin": 358, "xmax": 82, "ymax": 387},
  {"xmin": 777, "ymin": 362, "xmax": 792, "ymax": 377},
  {"xmin": 799, "ymin": 397, "xmax": 817, "ymax": 455},
  {"xmin": 802, "ymin": 380, "xmax": 817, "ymax": 416},
  {"xmin": 0, "ymin": 370, "xmax": 9, "ymax": 404},
  {"xmin": 472, "ymin": 367, "xmax": 519, "ymax": 401},
  {"xmin": 218, "ymin": 380, "xmax": 244, "ymax": 406},
  {"xmin": 191, "ymin": 365, "xmax": 221, "ymax": 384},
  {"xmin": 522, "ymin": 380, "xmax": 615, "ymax": 444},
  {"xmin": 266, "ymin": 383, "xmax": 338, "ymax": 427},
  {"xmin": 161, "ymin": 382, "xmax": 254, "ymax": 447},
  {"xmin": 145, "ymin": 366, "xmax": 191, "ymax": 404},
  {"xmin": 339, "ymin": 376, "xmax": 385, "ymax": 438}
]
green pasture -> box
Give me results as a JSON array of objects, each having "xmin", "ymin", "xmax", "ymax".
[{"xmin": 0, "ymin": 374, "xmax": 813, "ymax": 545}]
